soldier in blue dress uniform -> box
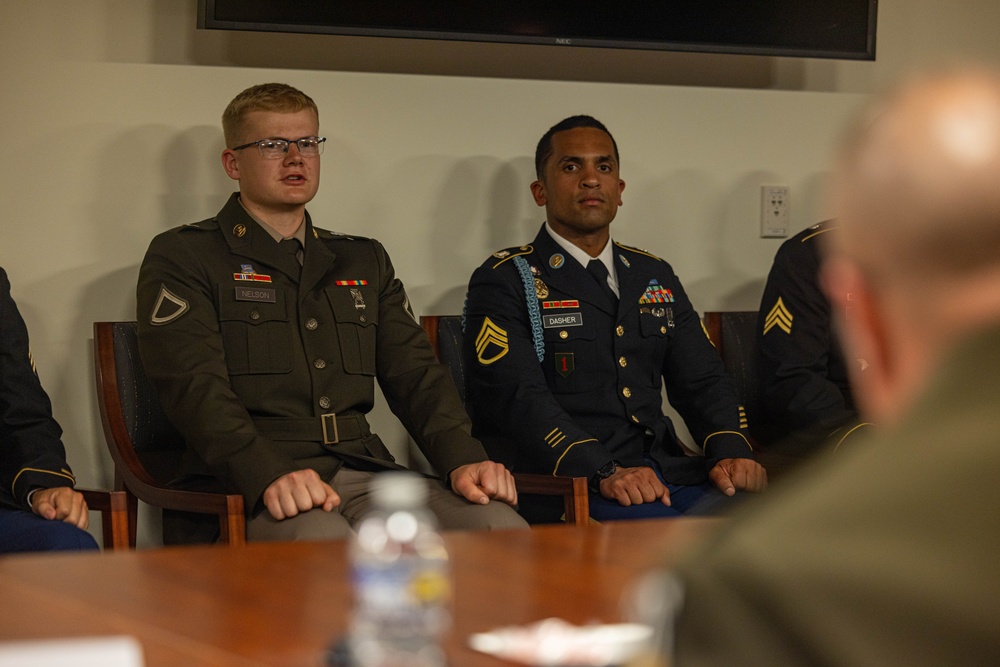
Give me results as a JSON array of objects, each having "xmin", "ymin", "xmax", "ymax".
[
  {"xmin": 1, "ymin": 267, "xmax": 98, "ymax": 553},
  {"xmin": 464, "ymin": 116, "xmax": 767, "ymax": 521}
]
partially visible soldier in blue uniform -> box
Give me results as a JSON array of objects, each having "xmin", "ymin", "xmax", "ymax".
[
  {"xmin": 756, "ymin": 220, "xmax": 870, "ymax": 460},
  {"xmin": 464, "ymin": 116, "xmax": 767, "ymax": 522},
  {"xmin": 1, "ymin": 267, "xmax": 98, "ymax": 553}
]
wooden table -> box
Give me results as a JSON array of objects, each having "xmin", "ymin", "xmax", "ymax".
[{"xmin": 0, "ymin": 518, "xmax": 718, "ymax": 666}]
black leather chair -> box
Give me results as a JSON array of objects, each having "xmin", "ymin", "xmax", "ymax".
[
  {"xmin": 703, "ymin": 310, "xmax": 798, "ymax": 477},
  {"xmin": 93, "ymin": 322, "xmax": 245, "ymax": 547},
  {"xmin": 703, "ymin": 311, "xmax": 763, "ymax": 434},
  {"xmin": 420, "ymin": 315, "xmax": 589, "ymax": 525}
]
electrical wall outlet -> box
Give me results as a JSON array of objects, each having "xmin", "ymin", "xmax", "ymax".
[{"xmin": 760, "ymin": 185, "xmax": 789, "ymax": 238}]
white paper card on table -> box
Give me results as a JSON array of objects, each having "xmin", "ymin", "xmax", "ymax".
[
  {"xmin": 0, "ymin": 636, "xmax": 144, "ymax": 667},
  {"xmin": 469, "ymin": 617, "xmax": 653, "ymax": 666}
]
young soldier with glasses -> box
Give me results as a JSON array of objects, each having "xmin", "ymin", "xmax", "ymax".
[{"xmin": 136, "ymin": 83, "xmax": 525, "ymax": 543}]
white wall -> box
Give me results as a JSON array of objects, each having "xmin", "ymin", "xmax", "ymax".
[{"xmin": 2, "ymin": 0, "xmax": 998, "ymax": 545}]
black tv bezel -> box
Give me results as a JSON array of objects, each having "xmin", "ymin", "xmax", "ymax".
[{"xmin": 197, "ymin": 0, "xmax": 878, "ymax": 62}]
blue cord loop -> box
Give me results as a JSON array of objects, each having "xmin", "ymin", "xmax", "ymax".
[{"xmin": 514, "ymin": 256, "xmax": 545, "ymax": 362}]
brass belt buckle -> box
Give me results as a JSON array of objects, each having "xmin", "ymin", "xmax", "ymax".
[{"xmin": 321, "ymin": 413, "xmax": 339, "ymax": 445}]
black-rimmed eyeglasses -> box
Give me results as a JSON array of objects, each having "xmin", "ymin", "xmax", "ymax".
[{"xmin": 231, "ymin": 136, "xmax": 326, "ymax": 159}]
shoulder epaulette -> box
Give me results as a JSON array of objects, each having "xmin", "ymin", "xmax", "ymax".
[
  {"xmin": 182, "ymin": 218, "xmax": 218, "ymax": 231},
  {"xmin": 313, "ymin": 226, "xmax": 360, "ymax": 241},
  {"xmin": 490, "ymin": 245, "xmax": 534, "ymax": 269},
  {"xmin": 800, "ymin": 220, "xmax": 837, "ymax": 243},
  {"xmin": 614, "ymin": 241, "xmax": 665, "ymax": 262}
]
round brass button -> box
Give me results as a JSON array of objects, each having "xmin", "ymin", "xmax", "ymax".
[
  {"xmin": 559, "ymin": 330, "xmax": 568, "ymax": 339},
  {"xmin": 359, "ymin": 314, "xmax": 367, "ymax": 323},
  {"xmin": 618, "ymin": 356, "xmax": 627, "ymax": 368},
  {"xmin": 250, "ymin": 310, "xmax": 260, "ymax": 320},
  {"xmin": 314, "ymin": 359, "xmax": 327, "ymax": 369},
  {"xmin": 660, "ymin": 326, "xmax": 667, "ymax": 334},
  {"xmin": 622, "ymin": 387, "xmax": 632, "ymax": 398},
  {"xmin": 305, "ymin": 318, "xmax": 318, "ymax": 330},
  {"xmin": 319, "ymin": 396, "xmax": 331, "ymax": 409},
  {"xmin": 616, "ymin": 325, "xmax": 625, "ymax": 337}
]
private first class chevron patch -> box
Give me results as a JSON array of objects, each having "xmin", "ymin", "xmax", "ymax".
[
  {"xmin": 475, "ymin": 317, "xmax": 509, "ymax": 365},
  {"xmin": 763, "ymin": 296, "xmax": 793, "ymax": 335}
]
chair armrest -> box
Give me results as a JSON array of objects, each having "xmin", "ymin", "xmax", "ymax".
[
  {"xmin": 78, "ymin": 488, "xmax": 131, "ymax": 551},
  {"xmin": 141, "ymin": 487, "xmax": 247, "ymax": 546},
  {"xmin": 513, "ymin": 473, "xmax": 590, "ymax": 527}
]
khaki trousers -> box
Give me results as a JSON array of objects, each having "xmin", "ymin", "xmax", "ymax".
[{"xmin": 247, "ymin": 467, "xmax": 527, "ymax": 541}]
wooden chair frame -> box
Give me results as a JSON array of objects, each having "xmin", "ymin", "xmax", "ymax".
[
  {"xmin": 93, "ymin": 322, "xmax": 245, "ymax": 547},
  {"xmin": 75, "ymin": 488, "xmax": 130, "ymax": 551}
]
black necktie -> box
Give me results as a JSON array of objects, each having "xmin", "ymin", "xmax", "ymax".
[
  {"xmin": 587, "ymin": 259, "xmax": 618, "ymax": 308},
  {"xmin": 280, "ymin": 238, "xmax": 303, "ymax": 268}
]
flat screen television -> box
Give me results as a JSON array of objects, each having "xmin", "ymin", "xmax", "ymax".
[{"xmin": 198, "ymin": 1, "xmax": 878, "ymax": 61}]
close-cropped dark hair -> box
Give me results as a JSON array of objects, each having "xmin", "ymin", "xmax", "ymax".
[{"xmin": 534, "ymin": 115, "xmax": 619, "ymax": 179}]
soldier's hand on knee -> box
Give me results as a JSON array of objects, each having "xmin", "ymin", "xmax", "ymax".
[
  {"xmin": 263, "ymin": 469, "xmax": 340, "ymax": 520},
  {"xmin": 31, "ymin": 487, "xmax": 90, "ymax": 530},
  {"xmin": 449, "ymin": 461, "xmax": 518, "ymax": 507},
  {"xmin": 600, "ymin": 466, "xmax": 671, "ymax": 507},
  {"xmin": 709, "ymin": 458, "xmax": 768, "ymax": 496}
]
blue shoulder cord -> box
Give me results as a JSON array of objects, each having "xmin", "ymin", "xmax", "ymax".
[
  {"xmin": 462, "ymin": 255, "xmax": 544, "ymax": 363},
  {"xmin": 513, "ymin": 256, "xmax": 546, "ymax": 362}
]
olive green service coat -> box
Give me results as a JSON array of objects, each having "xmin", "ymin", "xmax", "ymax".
[
  {"xmin": 137, "ymin": 194, "xmax": 486, "ymax": 514},
  {"xmin": 671, "ymin": 326, "xmax": 1000, "ymax": 665}
]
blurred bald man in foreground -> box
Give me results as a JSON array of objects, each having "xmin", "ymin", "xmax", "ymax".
[{"xmin": 652, "ymin": 69, "xmax": 1000, "ymax": 665}]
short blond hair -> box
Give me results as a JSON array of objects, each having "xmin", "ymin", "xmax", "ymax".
[{"xmin": 222, "ymin": 83, "xmax": 319, "ymax": 148}]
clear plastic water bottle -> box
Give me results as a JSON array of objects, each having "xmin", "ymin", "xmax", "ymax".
[{"xmin": 350, "ymin": 472, "xmax": 451, "ymax": 667}]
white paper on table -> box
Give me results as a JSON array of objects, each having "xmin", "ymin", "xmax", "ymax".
[
  {"xmin": 0, "ymin": 636, "xmax": 144, "ymax": 667},
  {"xmin": 468, "ymin": 617, "xmax": 653, "ymax": 666}
]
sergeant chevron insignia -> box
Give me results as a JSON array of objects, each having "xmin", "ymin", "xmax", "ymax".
[
  {"xmin": 475, "ymin": 317, "xmax": 509, "ymax": 365},
  {"xmin": 763, "ymin": 296, "xmax": 793, "ymax": 335}
]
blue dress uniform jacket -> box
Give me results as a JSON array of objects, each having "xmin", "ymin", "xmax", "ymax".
[
  {"xmin": 137, "ymin": 194, "xmax": 487, "ymax": 515},
  {"xmin": 756, "ymin": 221, "xmax": 862, "ymax": 449},
  {"xmin": 464, "ymin": 225, "xmax": 753, "ymax": 485},
  {"xmin": 0, "ymin": 267, "xmax": 77, "ymax": 510}
]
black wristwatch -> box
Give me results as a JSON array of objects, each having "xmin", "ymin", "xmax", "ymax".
[{"xmin": 589, "ymin": 460, "xmax": 620, "ymax": 493}]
